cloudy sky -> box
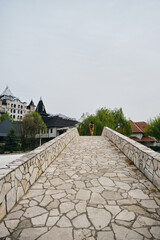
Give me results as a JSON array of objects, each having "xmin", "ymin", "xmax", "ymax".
[{"xmin": 0, "ymin": 0, "xmax": 160, "ymax": 121}]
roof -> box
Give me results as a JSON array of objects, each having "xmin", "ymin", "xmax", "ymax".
[
  {"xmin": 42, "ymin": 115, "xmax": 78, "ymax": 128},
  {"xmin": 36, "ymin": 99, "xmax": 48, "ymax": 116},
  {"xmin": 130, "ymin": 136, "xmax": 155, "ymax": 142},
  {"xmin": 0, "ymin": 118, "xmax": 21, "ymax": 137},
  {"xmin": 28, "ymin": 100, "xmax": 35, "ymax": 106},
  {"xmin": 27, "ymin": 100, "xmax": 35, "ymax": 109},
  {"xmin": 36, "ymin": 98, "xmax": 78, "ymax": 127},
  {"xmin": 129, "ymin": 120, "xmax": 148, "ymax": 133},
  {"xmin": 0, "ymin": 86, "xmax": 17, "ymax": 101}
]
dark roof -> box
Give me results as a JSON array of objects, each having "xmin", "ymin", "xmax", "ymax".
[
  {"xmin": 27, "ymin": 100, "xmax": 35, "ymax": 109},
  {"xmin": 36, "ymin": 98, "xmax": 78, "ymax": 128},
  {"xmin": 29, "ymin": 100, "xmax": 35, "ymax": 106},
  {"xmin": 0, "ymin": 118, "xmax": 21, "ymax": 137},
  {"xmin": 36, "ymin": 99, "xmax": 48, "ymax": 116},
  {"xmin": 42, "ymin": 115, "xmax": 78, "ymax": 128}
]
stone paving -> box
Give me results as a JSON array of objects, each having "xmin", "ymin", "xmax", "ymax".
[{"xmin": 0, "ymin": 136, "xmax": 160, "ymax": 240}]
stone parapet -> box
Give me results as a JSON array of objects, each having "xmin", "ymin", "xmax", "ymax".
[
  {"xmin": 102, "ymin": 127, "xmax": 160, "ymax": 190},
  {"xmin": 0, "ymin": 128, "xmax": 79, "ymax": 222}
]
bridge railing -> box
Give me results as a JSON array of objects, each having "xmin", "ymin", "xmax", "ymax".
[
  {"xmin": 0, "ymin": 128, "xmax": 79, "ymax": 222},
  {"xmin": 102, "ymin": 127, "xmax": 160, "ymax": 190}
]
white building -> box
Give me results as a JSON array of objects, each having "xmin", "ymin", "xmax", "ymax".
[{"xmin": 0, "ymin": 86, "xmax": 35, "ymax": 121}]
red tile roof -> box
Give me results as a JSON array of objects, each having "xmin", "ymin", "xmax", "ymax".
[
  {"xmin": 130, "ymin": 136, "xmax": 155, "ymax": 142},
  {"xmin": 129, "ymin": 120, "xmax": 148, "ymax": 133}
]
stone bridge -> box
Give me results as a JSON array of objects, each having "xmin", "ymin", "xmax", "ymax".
[{"xmin": 0, "ymin": 128, "xmax": 160, "ymax": 239}]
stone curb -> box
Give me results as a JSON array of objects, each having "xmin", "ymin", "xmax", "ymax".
[
  {"xmin": 0, "ymin": 128, "xmax": 79, "ymax": 222},
  {"xmin": 102, "ymin": 127, "xmax": 160, "ymax": 190}
]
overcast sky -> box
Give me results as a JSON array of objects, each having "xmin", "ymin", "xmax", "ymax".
[{"xmin": 0, "ymin": 0, "xmax": 160, "ymax": 121}]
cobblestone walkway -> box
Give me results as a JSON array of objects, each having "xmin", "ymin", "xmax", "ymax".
[{"xmin": 0, "ymin": 136, "xmax": 160, "ymax": 240}]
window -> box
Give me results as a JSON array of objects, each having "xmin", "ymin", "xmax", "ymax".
[
  {"xmin": 13, "ymin": 115, "xmax": 15, "ymax": 119},
  {"xmin": 21, "ymin": 110, "xmax": 22, "ymax": 114},
  {"xmin": 14, "ymin": 104, "xmax": 16, "ymax": 108},
  {"xmin": 21, "ymin": 105, "xmax": 23, "ymax": 109},
  {"xmin": 11, "ymin": 109, "xmax": 12, "ymax": 113},
  {"xmin": 13, "ymin": 109, "xmax": 16, "ymax": 113},
  {"xmin": 18, "ymin": 105, "xmax": 20, "ymax": 108},
  {"xmin": 17, "ymin": 116, "xmax": 19, "ymax": 119},
  {"xmin": 20, "ymin": 116, "xmax": 22, "ymax": 119},
  {"xmin": 11, "ymin": 104, "xmax": 13, "ymax": 107},
  {"xmin": 50, "ymin": 128, "xmax": 53, "ymax": 133}
]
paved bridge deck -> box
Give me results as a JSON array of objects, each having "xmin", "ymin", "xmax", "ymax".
[{"xmin": 0, "ymin": 136, "xmax": 160, "ymax": 239}]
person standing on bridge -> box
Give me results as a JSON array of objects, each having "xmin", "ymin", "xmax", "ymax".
[{"xmin": 89, "ymin": 121, "xmax": 94, "ymax": 136}]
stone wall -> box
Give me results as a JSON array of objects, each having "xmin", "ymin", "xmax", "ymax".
[
  {"xmin": 0, "ymin": 128, "xmax": 79, "ymax": 222},
  {"xmin": 102, "ymin": 127, "xmax": 160, "ymax": 190}
]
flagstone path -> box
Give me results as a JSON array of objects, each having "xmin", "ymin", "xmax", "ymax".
[{"xmin": 0, "ymin": 136, "xmax": 160, "ymax": 239}]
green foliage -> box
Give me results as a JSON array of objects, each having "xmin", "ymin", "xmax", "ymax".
[
  {"xmin": 21, "ymin": 112, "xmax": 47, "ymax": 151},
  {"xmin": 0, "ymin": 113, "xmax": 13, "ymax": 123},
  {"xmin": 145, "ymin": 115, "xmax": 160, "ymax": 141},
  {"xmin": 4, "ymin": 128, "xmax": 19, "ymax": 153},
  {"xmin": 78, "ymin": 107, "xmax": 132, "ymax": 136},
  {"xmin": 96, "ymin": 108, "xmax": 114, "ymax": 129},
  {"xmin": 150, "ymin": 146, "xmax": 160, "ymax": 153},
  {"xmin": 78, "ymin": 114, "xmax": 104, "ymax": 136},
  {"xmin": 112, "ymin": 108, "xmax": 132, "ymax": 137}
]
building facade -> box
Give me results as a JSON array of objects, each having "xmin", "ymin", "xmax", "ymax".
[
  {"xmin": 129, "ymin": 120, "xmax": 156, "ymax": 147},
  {"xmin": 0, "ymin": 86, "xmax": 35, "ymax": 121},
  {"xmin": 35, "ymin": 99, "xmax": 78, "ymax": 141}
]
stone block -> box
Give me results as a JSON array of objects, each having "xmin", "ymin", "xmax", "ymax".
[
  {"xmin": 25, "ymin": 163, "xmax": 29, "ymax": 173},
  {"xmin": 29, "ymin": 165, "xmax": 34, "ymax": 175},
  {"xmin": 153, "ymin": 172, "xmax": 160, "ymax": 190},
  {"xmin": 7, "ymin": 188, "xmax": 16, "ymax": 212},
  {"xmin": 30, "ymin": 168, "xmax": 38, "ymax": 185},
  {"xmin": 153, "ymin": 159, "xmax": 158, "ymax": 171},
  {"xmin": 0, "ymin": 182, "xmax": 12, "ymax": 204},
  {"xmin": 144, "ymin": 168, "xmax": 153, "ymax": 182},
  {"xmin": 17, "ymin": 186, "xmax": 24, "ymax": 202},
  {"xmin": 0, "ymin": 200, "xmax": 6, "ymax": 221},
  {"xmin": 15, "ymin": 168, "xmax": 22, "ymax": 181},
  {"xmin": 22, "ymin": 179, "xmax": 28, "ymax": 192}
]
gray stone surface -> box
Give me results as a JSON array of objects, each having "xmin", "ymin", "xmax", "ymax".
[
  {"xmin": 0, "ymin": 136, "xmax": 160, "ymax": 239},
  {"xmin": 19, "ymin": 227, "xmax": 48, "ymax": 240},
  {"xmin": 72, "ymin": 214, "xmax": 90, "ymax": 228},
  {"xmin": 97, "ymin": 231, "xmax": 114, "ymax": 240},
  {"xmin": 87, "ymin": 207, "xmax": 111, "ymax": 230},
  {"xmin": 115, "ymin": 209, "xmax": 135, "ymax": 221},
  {"xmin": 38, "ymin": 226, "xmax": 73, "ymax": 240}
]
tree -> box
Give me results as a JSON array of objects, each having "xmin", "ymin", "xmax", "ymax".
[
  {"xmin": 4, "ymin": 128, "xmax": 19, "ymax": 153},
  {"xmin": 112, "ymin": 108, "xmax": 132, "ymax": 137},
  {"xmin": 0, "ymin": 113, "xmax": 13, "ymax": 123},
  {"xmin": 78, "ymin": 107, "xmax": 132, "ymax": 136},
  {"xmin": 145, "ymin": 115, "xmax": 160, "ymax": 141},
  {"xmin": 21, "ymin": 112, "xmax": 47, "ymax": 150}
]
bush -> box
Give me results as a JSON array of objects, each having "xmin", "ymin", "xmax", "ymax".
[
  {"xmin": 150, "ymin": 146, "xmax": 160, "ymax": 152},
  {"xmin": 4, "ymin": 128, "xmax": 19, "ymax": 153},
  {"xmin": 78, "ymin": 107, "xmax": 132, "ymax": 136}
]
